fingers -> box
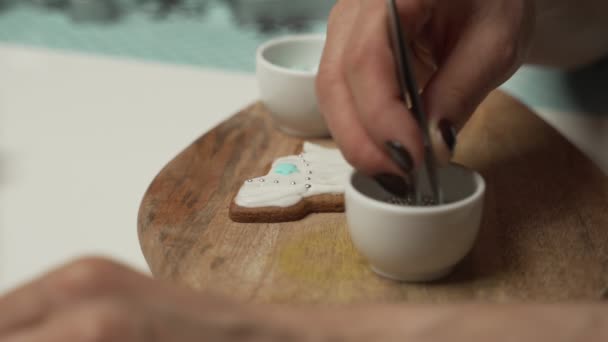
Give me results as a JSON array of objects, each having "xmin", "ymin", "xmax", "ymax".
[
  {"xmin": 317, "ymin": 0, "xmax": 400, "ymax": 176},
  {"xmin": 0, "ymin": 266, "xmax": 66, "ymax": 335},
  {"xmin": 345, "ymin": 0, "xmax": 432, "ymax": 171},
  {"xmin": 320, "ymin": 0, "xmax": 530, "ymax": 171},
  {"xmin": 318, "ymin": 0, "xmax": 434, "ymax": 176},
  {"xmin": 0, "ymin": 257, "xmax": 146, "ymax": 337},
  {"xmin": 0, "ymin": 257, "xmax": 239, "ymax": 342},
  {"xmin": 424, "ymin": 1, "xmax": 531, "ymax": 164},
  {"xmin": 4, "ymin": 300, "xmax": 137, "ymax": 342}
]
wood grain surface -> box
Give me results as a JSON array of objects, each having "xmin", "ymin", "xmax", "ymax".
[{"xmin": 138, "ymin": 91, "xmax": 608, "ymax": 304}]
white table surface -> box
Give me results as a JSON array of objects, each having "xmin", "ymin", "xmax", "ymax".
[
  {"xmin": 0, "ymin": 44, "xmax": 257, "ymax": 292},
  {"xmin": 1, "ymin": 44, "xmax": 606, "ymax": 294}
]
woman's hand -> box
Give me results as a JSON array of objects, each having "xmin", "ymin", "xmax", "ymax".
[
  {"xmin": 0, "ymin": 258, "xmax": 298, "ymax": 342},
  {"xmin": 1, "ymin": 257, "xmax": 607, "ymax": 341},
  {"xmin": 316, "ymin": 0, "xmax": 535, "ymax": 175}
]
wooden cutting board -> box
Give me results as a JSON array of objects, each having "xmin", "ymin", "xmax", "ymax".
[{"xmin": 138, "ymin": 91, "xmax": 608, "ymax": 304}]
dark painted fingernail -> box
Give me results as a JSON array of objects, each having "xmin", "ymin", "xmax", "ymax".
[
  {"xmin": 374, "ymin": 173, "xmax": 410, "ymax": 197},
  {"xmin": 438, "ymin": 119, "xmax": 457, "ymax": 152},
  {"xmin": 385, "ymin": 140, "xmax": 413, "ymax": 174}
]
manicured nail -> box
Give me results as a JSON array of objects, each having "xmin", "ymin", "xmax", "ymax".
[
  {"xmin": 385, "ymin": 140, "xmax": 414, "ymax": 174},
  {"xmin": 438, "ymin": 119, "xmax": 457, "ymax": 152},
  {"xmin": 374, "ymin": 173, "xmax": 410, "ymax": 198}
]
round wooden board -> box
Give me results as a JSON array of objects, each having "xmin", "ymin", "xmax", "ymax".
[{"xmin": 138, "ymin": 91, "xmax": 608, "ymax": 304}]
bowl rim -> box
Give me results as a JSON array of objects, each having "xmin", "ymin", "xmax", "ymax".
[
  {"xmin": 256, "ymin": 34, "xmax": 326, "ymax": 77},
  {"xmin": 346, "ymin": 163, "xmax": 486, "ymax": 215}
]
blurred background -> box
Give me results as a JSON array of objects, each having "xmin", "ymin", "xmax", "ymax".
[
  {"xmin": 0, "ymin": 0, "xmax": 335, "ymax": 293},
  {"xmin": 0, "ymin": 0, "xmax": 331, "ymax": 71},
  {"xmin": 0, "ymin": 0, "xmax": 606, "ymax": 293}
]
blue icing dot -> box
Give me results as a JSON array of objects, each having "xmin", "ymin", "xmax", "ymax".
[{"xmin": 274, "ymin": 163, "xmax": 299, "ymax": 175}]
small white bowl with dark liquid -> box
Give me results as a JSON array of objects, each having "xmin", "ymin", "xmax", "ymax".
[{"xmin": 345, "ymin": 164, "xmax": 486, "ymax": 282}]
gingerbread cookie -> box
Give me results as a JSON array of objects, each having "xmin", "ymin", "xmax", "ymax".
[{"xmin": 229, "ymin": 142, "xmax": 353, "ymax": 223}]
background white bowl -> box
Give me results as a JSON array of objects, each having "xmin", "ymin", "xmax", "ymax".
[
  {"xmin": 256, "ymin": 34, "xmax": 329, "ymax": 137},
  {"xmin": 345, "ymin": 164, "xmax": 485, "ymax": 282}
]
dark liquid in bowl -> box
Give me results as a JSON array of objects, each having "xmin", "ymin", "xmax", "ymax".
[
  {"xmin": 352, "ymin": 164, "xmax": 479, "ymax": 207},
  {"xmin": 385, "ymin": 195, "xmax": 439, "ymax": 207}
]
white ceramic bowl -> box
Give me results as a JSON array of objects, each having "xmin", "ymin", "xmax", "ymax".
[
  {"xmin": 345, "ymin": 164, "xmax": 485, "ymax": 282},
  {"xmin": 256, "ymin": 34, "xmax": 329, "ymax": 137}
]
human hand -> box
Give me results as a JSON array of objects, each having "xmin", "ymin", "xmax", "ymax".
[
  {"xmin": 1, "ymin": 257, "xmax": 607, "ymax": 341},
  {"xmin": 0, "ymin": 257, "xmax": 299, "ymax": 342},
  {"xmin": 316, "ymin": 0, "xmax": 534, "ymax": 175}
]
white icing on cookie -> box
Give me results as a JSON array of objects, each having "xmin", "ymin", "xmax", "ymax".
[{"xmin": 234, "ymin": 142, "xmax": 353, "ymax": 208}]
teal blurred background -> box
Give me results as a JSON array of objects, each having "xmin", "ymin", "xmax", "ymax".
[
  {"xmin": 0, "ymin": 0, "xmax": 606, "ymax": 114},
  {"xmin": 0, "ymin": 0, "xmax": 329, "ymax": 71}
]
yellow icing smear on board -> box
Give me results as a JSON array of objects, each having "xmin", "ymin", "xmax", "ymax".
[{"xmin": 277, "ymin": 228, "xmax": 369, "ymax": 286}]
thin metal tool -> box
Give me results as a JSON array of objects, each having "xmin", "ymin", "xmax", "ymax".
[{"xmin": 386, "ymin": 0, "xmax": 442, "ymax": 205}]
